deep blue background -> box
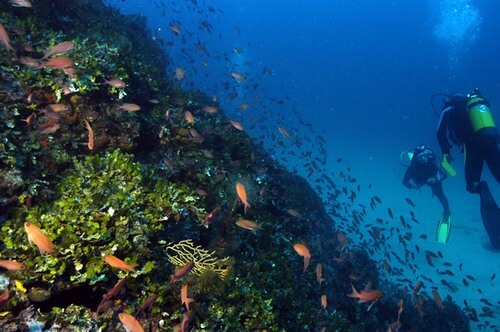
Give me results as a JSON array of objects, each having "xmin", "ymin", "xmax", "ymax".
[{"xmin": 105, "ymin": 0, "xmax": 500, "ymax": 163}]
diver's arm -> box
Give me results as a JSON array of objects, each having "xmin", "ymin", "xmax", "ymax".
[
  {"xmin": 436, "ymin": 107, "xmax": 453, "ymax": 155},
  {"xmin": 432, "ymin": 154, "xmax": 448, "ymax": 182},
  {"xmin": 437, "ymin": 164, "xmax": 447, "ymax": 181}
]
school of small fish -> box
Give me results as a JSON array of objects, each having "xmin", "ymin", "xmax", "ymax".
[{"xmin": 0, "ymin": 0, "xmax": 497, "ymax": 331}]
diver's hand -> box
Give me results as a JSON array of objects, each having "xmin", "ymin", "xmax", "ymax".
[
  {"xmin": 426, "ymin": 178, "xmax": 437, "ymax": 185},
  {"xmin": 443, "ymin": 153, "xmax": 453, "ymax": 163}
]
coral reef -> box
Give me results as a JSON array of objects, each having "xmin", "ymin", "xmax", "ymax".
[
  {"xmin": 0, "ymin": 0, "xmax": 470, "ymax": 331},
  {"xmin": 165, "ymin": 239, "xmax": 230, "ymax": 279}
]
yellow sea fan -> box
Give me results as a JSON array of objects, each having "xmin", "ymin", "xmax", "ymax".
[{"xmin": 165, "ymin": 239, "xmax": 230, "ymax": 279}]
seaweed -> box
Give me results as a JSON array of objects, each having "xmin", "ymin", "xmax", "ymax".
[{"xmin": 0, "ymin": 0, "xmax": 470, "ymax": 331}]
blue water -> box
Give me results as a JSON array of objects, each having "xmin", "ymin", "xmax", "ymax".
[
  {"xmin": 105, "ymin": 0, "xmax": 500, "ymax": 156},
  {"xmin": 103, "ymin": 0, "xmax": 500, "ymax": 328}
]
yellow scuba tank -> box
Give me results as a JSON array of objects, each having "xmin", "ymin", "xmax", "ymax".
[{"xmin": 466, "ymin": 89, "xmax": 496, "ymax": 133}]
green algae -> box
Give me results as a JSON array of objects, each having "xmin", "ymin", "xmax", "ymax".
[
  {"xmin": 0, "ymin": 1, "xmax": 472, "ymax": 331},
  {"xmin": 0, "ymin": 150, "xmax": 203, "ymax": 287}
]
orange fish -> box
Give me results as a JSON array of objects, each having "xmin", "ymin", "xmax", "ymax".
[
  {"xmin": 84, "ymin": 119, "xmax": 95, "ymax": 150},
  {"xmin": 203, "ymin": 106, "xmax": 218, "ymax": 114},
  {"xmin": 432, "ymin": 289, "xmax": 444, "ymax": 310},
  {"xmin": 11, "ymin": 24, "xmax": 26, "ymax": 37},
  {"xmin": 0, "ymin": 287, "xmax": 9, "ymax": 305},
  {"xmin": 236, "ymin": 182, "xmax": 250, "ymax": 214},
  {"xmin": 117, "ymin": 103, "xmax": 141, "ymax": 112},
  {"xmin": 230, "ymin": 120, "xmax": 244, "ymax": 131},
  {"xmin": 278, "ymin": 127, "xmax": 292, "ymax": 140},
  {"xmin": 202, "ymin": 206, "xmax": 221, "ymax": 226},
  {"xmin": 9, "ymin": 0, "xmax": 32, "ymax": 8},
  {"xmin": 195, "ymin": 188, "xmax": 207, "ymax": 196},
  {"xmin": 162, "ymin": 158, "xmax": 175, "ymax": 171},
  {"xmin": 40, "ymin": 123, "xmax": 60, "ymax": 135},
  {"xmin": 316, "ymin": 263, "xmax": 325, "ymax": 286},
  {"xmin": 175, "ymin": 67, "xmax": 186, "ymax": 81},
  {"xmin": 287, "ymin": 209, "xmax": 303, "ymax": 219},
  {"xmin": 293, "ymin": 243, "xmax": 311, "ymax": 272},
  {"xmin": 24, "ymin": 222, "xmax": 55, "ymax": 255},
  {"xmin": 336, "ymin": 232, "xmax": 349, "ymax": 251},
  {"xmin": 43, "ymin": 56, "xmax": 73, "ymax": 69},
  {"xmin": 233, "ymin": 47, "xmax": 244, "ymax": 55},
  {"xmin": 169, "ymin": 22, "xmax": 182, "ymax": 35},
  {"xmin": 347, "ymin": 283, "xmax": 384, "ymax": 304},
  {"xmin": 235, "ymin": 219, "xmax": 261, "ymax": 231},
  {"xmin": 397, "ymin": 299, "xmax": 403, "ymax": 322},
  {"xmin": 104, "ymin": 78, "xmax": 126, "ymax": 88},
  {"xmin": 21, "ymin": 112, "xmax": 37, "ymax": 125},
  {"xmin": 0, "ymin": 259, "xmax": 25, "ymax": 270},
  {"xmin": 169, "ymin": 261, "xmax": 194, "ymax": 284},
  {"xmin": 97, "ymin": 277, "xmax": 127, "ymax": 314},
  {"xmin": 104, "ymin": 278, "xmax": 127, "ymax": 302},
  {"xmin": 189, "ymin": 128, "xmax": 205, "ymax": 144},
  {"xmin": 135, "ymin": 294, "xmax": 158, "ymax": 317},
  {"xmin": 177, "ymin": 310, "xmax": 195, "ymax": 332},
  {"xmin": 19, "ymin": 56, "xmax": 42, "ymax": 68},
  {"xmin": 103, "ymin": 255, "xmax": 135, "ymax": 272},
  {"xmin": 387, "ymin": 321, "xmax": 401, "ymax": 332},
  {"xmin": 181, "ymin": 284, "xmax": 194, "ymax": 311},
  {"xmin": 230, "ymin": 71, "xmax": 246, "ymax": 82},
  {"xmin": 184, "ymin": 111, "xmax": 195, "ymax": 123},
  {"xmin": 118, "ymin": 312, "xmax": 144, "ymax": 332},
  {"xmin": 415, "ymin": 296, "xmax": 425, "ymax": 318},
  {"xmin": 238, "ymin": 103, "xmax": 250, "ymax": 111},
  {"xmin": 349, "ymin": 273, "xmax": 361, "ymax": 280},
  {"xmin": 412, "ymin": 281, "xmax": 422, "ymax": 300},
  {"xmin": 46, "ymin": 104, "xmax": 69, "ymax": 113},
  {"xmin": 63, "ymin": 66, "xmax": 75, "ymax": 78},
  {"xmin": 321, "ymin": 294, "xmax": 327, "ymax": 310},
  {"xmin": 42, "ymin": 41, "xmax": 74, "ymax": 59},
  {"xmin": 0, "ymin": 23, "xmax": 15, "ymax": 52}
]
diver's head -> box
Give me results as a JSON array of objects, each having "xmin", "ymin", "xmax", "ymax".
[
  {"xmin": 443, "ymin": 93, "xmax": 468, "ymax": 110},
  {"xmin": 413, "ymin": 145, "xmax": 433, "ymax": 165},
  {"xmin": 415, "ymin": 144, "xmax": 426, "ymax": 152},
  {"xmin": 467, "ymin": 87, "xmax": 481, "ymax": 99}
]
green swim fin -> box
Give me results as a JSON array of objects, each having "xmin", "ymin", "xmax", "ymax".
[
  {"xmin": 436, "ymin": 216, "xmax": 451, "ymax": 244},
  {"xmin": 441, "ymin": 155, "xmax": 457, "ymax": 177}
]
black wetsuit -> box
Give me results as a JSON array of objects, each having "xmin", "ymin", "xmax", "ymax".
[
  {"xmin": 403, "ymin": 150, "xmax": 451, "ymax": 219},
  {"xmin": 436, "ymin": 94, "xmax": 500, "ymax": 193}
]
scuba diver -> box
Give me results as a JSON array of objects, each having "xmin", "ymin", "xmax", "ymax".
[
  {"xmin": 401, "ymin": 144, "xmax": 451, "ymax": 243},
  {"xmin": 435, "ymin": 88, "xmax": 500, "ymax": 248}
]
